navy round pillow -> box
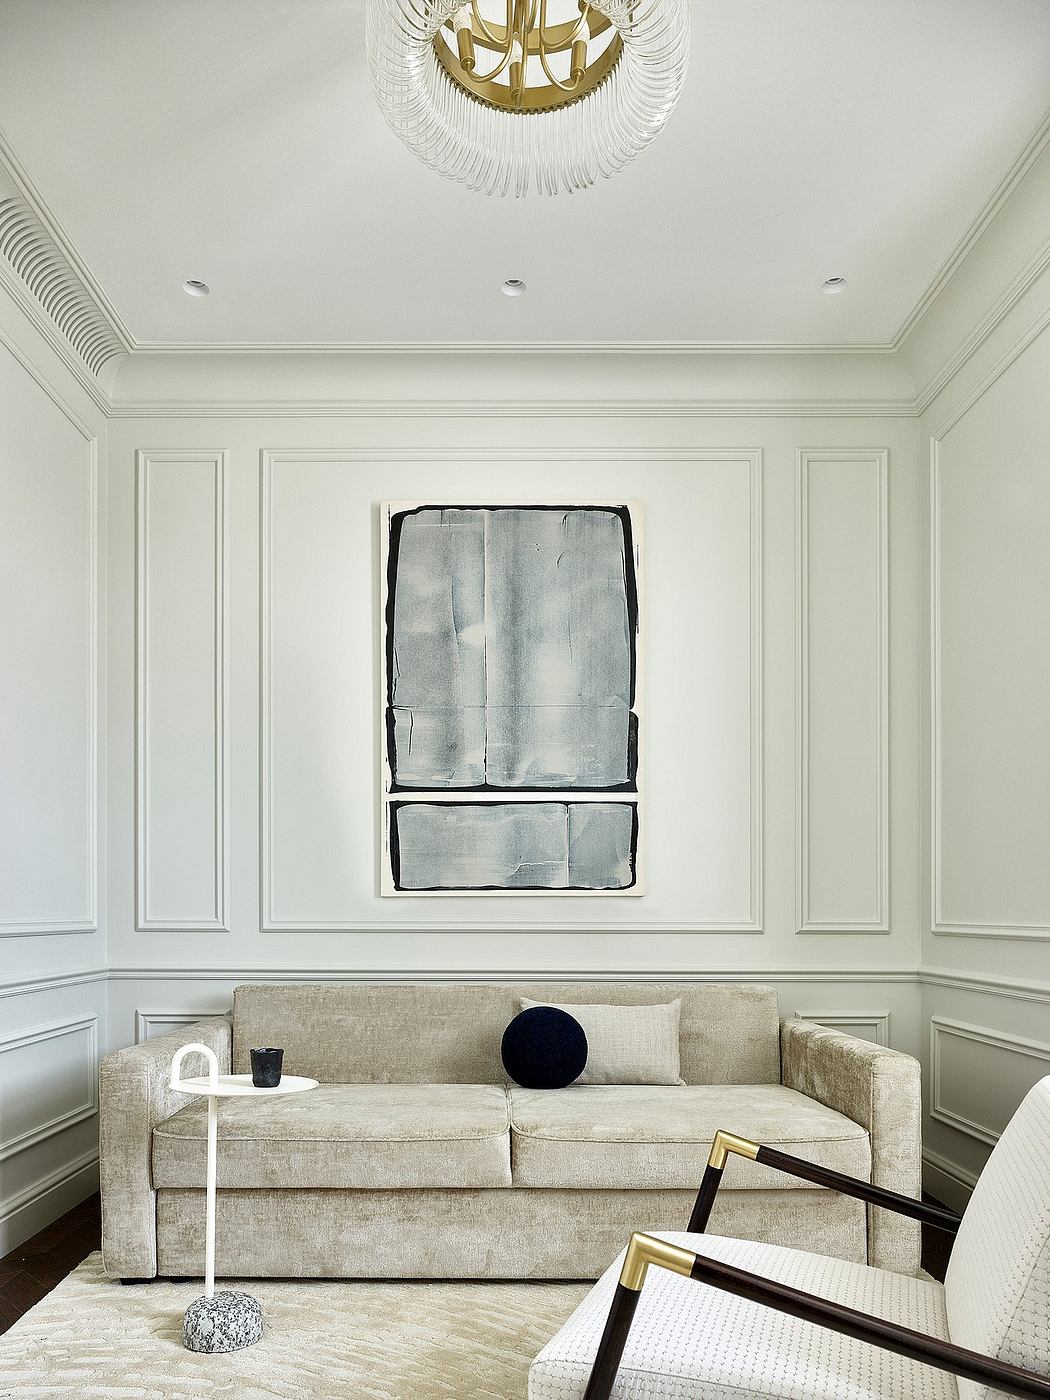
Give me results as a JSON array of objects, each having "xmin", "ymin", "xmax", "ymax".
[{"xmin": 501, "ymin": 1006, "xmax": 588, "ymax": 1089}]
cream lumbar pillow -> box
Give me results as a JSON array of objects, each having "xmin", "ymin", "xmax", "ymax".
[{"xmin": 519, "ymin": 998, "xmax": 683, "ymax": 1086}]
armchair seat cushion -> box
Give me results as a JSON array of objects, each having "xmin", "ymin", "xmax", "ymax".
[
  {"xmin": 529, "ymin": 1231, "xmax": 956, "ymax": 1399},
  {"xmin": 509, "ymin": 1084, "xmax": 871, "ymax": 1190},
  {"xmin": 152, "ymin": 1084, "xmax": 512, "ymax": 1189}
]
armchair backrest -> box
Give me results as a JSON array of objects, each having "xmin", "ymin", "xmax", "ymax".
[{"xmin": 944, "ymin": 1074, "xmax": 1050, "ymax": 1400}]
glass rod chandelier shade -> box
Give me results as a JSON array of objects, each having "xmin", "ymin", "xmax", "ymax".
[{"xmin": 366, "ymin": 0, "xmax": 689, "ymax": 196}]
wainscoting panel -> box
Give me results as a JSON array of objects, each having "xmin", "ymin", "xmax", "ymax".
[
  {"xmin": 0, "ymin": 972, "xmax": 105, "ymax": 1253},
  {"xmin": 930, "ymin": 1016, "xmax": 1050, "ymax": 1146},
  {"xmin": 0, "ymin": 1015, "xmax": 97, "ymax": 1161},
  {"xmin": 795, "ymin": 450, "xmax": 888, "ymax": 933},
  {"xmin": 135, "ymin": 450, "xmax": 228, "ymax": 931}
]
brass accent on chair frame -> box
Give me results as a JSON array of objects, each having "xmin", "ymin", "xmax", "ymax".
[
  {"xmin": 707, "ymin": 1129, "xmax": 760, "ymax": 1171},
  {"xmin": 618, "ymin": 1232, "xmax": 696, "ymax": 1292},
  {"xmin": 581, "ymin": 1131, "xmax": 1050, "ymax": 1400}
]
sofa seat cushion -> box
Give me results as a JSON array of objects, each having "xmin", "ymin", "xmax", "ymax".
[
  {"xmin": 509, "ymin": 1084, "xmax": 870, "ymax": 1190},
  {"xmin": 152, "ymin": 1084, "xmax": 511, "ymax": 1189}
]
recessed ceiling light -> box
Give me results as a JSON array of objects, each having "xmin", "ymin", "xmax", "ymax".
[
  {"xmin": 183, "ymin": 279, "xmax": 210, "ymax": 297},
  {"xmin": 821, "ymin": 277, "xmax": 847, "ymax": 294},
  {"xmin": 501, "ymin": 279, "xmax": 526, "ymax": 297}
]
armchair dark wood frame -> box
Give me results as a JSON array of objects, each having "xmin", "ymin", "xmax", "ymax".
[{"xmin": 581, "ymin": 1129, "xmax": 1050, "ymax": 1400}]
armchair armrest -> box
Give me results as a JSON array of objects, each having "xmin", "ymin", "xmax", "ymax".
[
  {"xmin": 99, "ymin": 1016, "xmax": 231, "ymax": 1279},
  {"xmin": 688, "ymin": 1129, "xmax": 961, "ymax": 1236},
  {"xmin": 781, "ymin": 1017, "xmax": 922, "ymax": 1273}
]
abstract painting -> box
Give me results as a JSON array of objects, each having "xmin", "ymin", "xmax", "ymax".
[{"xmin": 381, "ymin": 503, "xmax": 641, "ymax": 895}]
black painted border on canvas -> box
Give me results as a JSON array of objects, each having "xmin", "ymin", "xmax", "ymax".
[
  {"xmin": 384, "ymin": 503, "xmax": 639, "ymax": 793},
  {"xmin": 388, "ymin": 799, "xmax": 639, "ymax": 893}
]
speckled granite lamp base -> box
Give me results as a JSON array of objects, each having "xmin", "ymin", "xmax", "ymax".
[{"xmin": 182, "ymin": 1290, "xmax": 263, "ymax": 1352}]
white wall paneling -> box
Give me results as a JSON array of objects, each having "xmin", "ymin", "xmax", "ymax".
[
  {"xmin": 0, "ymin": 331, "xmax": 97, "ymax": 935},
  {"xmin": 928, "ymin": 324, "xmax": 1050, "ymax": 940},
  {"xmin": 134, "ymin": 1010, "xmax": 217, "ymax": 1043},
  {"xmin": 795, "ymin": 449, "xmax": 889, "ymax": 933},
  {"xmin": 0, "ymin": 1015, "xmax": 97, "ymax": 1160},
  {"xmin": 920, "ymin": 967, "xmax": 1050, "ymax": 1007},
  {"xmin": 0, "ymin": 973, "xmax": 104, "ymax": 1253},
  {"xmin": 110, "ymin": 965, "xmax": 919, "ymax": 985},
  {"xmin": 930, "ymin": 1016, "xmax": 1050, "ymax": 1146},
  {"xmin": 918, "ymin": 212, "xmax": 1050, "ymax": 1206},
  {"xmin": 0, "ymin": 1149, "xmax": 100, "ymax": 1257},
  {"xmin": 793, "ymin": 1010, "xmax": 890, "ymax": 1045},
  {"xmin": 259, "ymin": 449, "xmax": 764, "ymax": 933},
  {"xmin": 135, "ymin": 449, "xmax": 228, "ymax": 931},
  {"xmin": 0, "ymin": 968, "xmax": 109, "ymax": 999},
  {"xmin": 106, "ymin": 968, "xmax": 919, "ymax": 1055},
  {"xmin": 0, "ymin": 280, "xmax": 107, "ymax": 1253}
]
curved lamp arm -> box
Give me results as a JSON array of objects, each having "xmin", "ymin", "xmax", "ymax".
[{"xmin": 170, "ymin": 1042, "xmax": 219, "ymax": 1093}]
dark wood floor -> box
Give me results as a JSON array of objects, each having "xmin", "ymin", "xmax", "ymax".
[
  {"xmin": 0, "ymin": 1191, "xmax": 955, "ymax": 1337},
  {"xmin": 0, "ymin": 1193, "xmax": 101, "ymax": 1334}
]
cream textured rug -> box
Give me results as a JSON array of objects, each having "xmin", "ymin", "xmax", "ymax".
[{"xmin": 0, "ymin": 1253, "xmax": 589, "ymax": 1398}]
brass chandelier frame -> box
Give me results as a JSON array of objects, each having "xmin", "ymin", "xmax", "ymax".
[{"xmin": 433, "ymin": 0, "xmax": 623, "ymax": 113}]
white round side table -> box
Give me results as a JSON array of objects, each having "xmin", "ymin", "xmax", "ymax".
[{"xmin": 169, "ymin": 1042, "xmax": 317, "ymax": 1352}]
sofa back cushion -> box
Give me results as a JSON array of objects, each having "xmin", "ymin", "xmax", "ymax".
[{"xmin": 232, "ymin": 981, "xmax": 781, "ymax": 1085}]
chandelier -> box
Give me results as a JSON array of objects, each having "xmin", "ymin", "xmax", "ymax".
[{"xmin": 366, "ymin": 0, "xmax": 689, "ymax": 196}]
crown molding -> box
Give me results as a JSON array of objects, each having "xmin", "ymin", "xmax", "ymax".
[
  {"xmin": 127, "ymin": 339, "xmax": 897, "ymax": 355},
  {"xmin": 892, "ymin": 107, "xmax": 1050, "ymax": 350},
  {"xmin": 0, "ymin": 124, "xmax": 133, "ymax": 352},
  {"xmin": 107, "ymin": 396, "xmax": 918, "ymax": 419},
  {"xmin": 0, "ymin": 111, "xmax": 1047, "ymax": 417},
  {"xmin": 0, "ymin": 257, "xmax": 113, "ymax": 415},
  {"xmin": 913, "ymin": 230, "xmax": 1050, "ymax": 414}
]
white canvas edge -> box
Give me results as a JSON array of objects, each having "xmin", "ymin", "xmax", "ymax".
[{"xmin": 377, "ymin": 498, "xmax": 645, "ymax": 898}]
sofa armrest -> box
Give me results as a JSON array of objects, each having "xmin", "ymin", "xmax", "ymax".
[
  {"xmin": 99, "ymin": 1016, "xmax": 232, "ymax": 1279},
  {"xmin": 780, "ymin": 1018, "xmax": 922, "ymax": 1274}
]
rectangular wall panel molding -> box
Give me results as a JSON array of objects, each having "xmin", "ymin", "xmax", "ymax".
[
  {"xmin": 0, "ymin": 1015, "xmax": 98, "ymax": 1160},
  {"xmin": 795, "ymin": 449, "xmax": 889, "ymax": 932},
  {"xmin": 0, "ymin": 345, "xmax": 97, "ymax": 935},
  {"xmin": 134, "ymin": 1010, "xmax": 213, "ymax": 1043},
  {"xmin": 930, "ymin": 418, "xmax": 1050, "ymax": 939},
  {"xmin": 135, "ymin": 450, "xmax": 228, "ymax": 931},
  {"xmin": 259, "ymin": 449, "xmax": 763, "ymax": 931},
  {"xmin": 793, "ymin": 1010, "xmax": 890, "ymax": 1045},
  {"xmin": 931, "ymin": 1016, "xmax": 1050, "ymax": 1146}
]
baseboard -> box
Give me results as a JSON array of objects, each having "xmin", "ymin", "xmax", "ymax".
[
  {"xmin": 922, "ymin": 1148, "xmax": 977, "ymax": 1215},
  {"xmin": 0, "ymin": 1149, "xmax": 99, "ymax": 1256}
]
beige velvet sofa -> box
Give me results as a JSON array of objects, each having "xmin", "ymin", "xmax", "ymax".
[{"xmin": 99, "ymin": 983, "xmax": 922, "ymax": 1282}]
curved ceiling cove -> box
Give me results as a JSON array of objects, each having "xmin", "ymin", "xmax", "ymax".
[{"xmin": 0, "ymin": 192, "xmax": 123, "ymax": 376}]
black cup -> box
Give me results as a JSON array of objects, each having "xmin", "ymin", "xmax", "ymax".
[{"xmin": 250, "ymin": 1047, "xmax": 283, "ymax": 1088}]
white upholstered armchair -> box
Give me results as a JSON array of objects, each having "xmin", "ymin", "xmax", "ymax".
[{"xmin": 530, "ymin": 1076, "xmax": 1050, "ymax": 1400}]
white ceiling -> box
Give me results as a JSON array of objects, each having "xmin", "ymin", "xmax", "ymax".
[{"xmin": 1, "ymin": 0, "xmax": 1048, "ymax": 349}]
